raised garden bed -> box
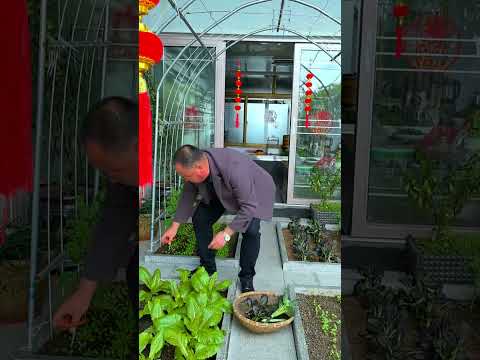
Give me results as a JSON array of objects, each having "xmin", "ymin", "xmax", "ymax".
[
  {"xmin": 288, "ymin": 286, "xmax": 341, "ymax": 360},
  {"xmin": 276, "ymin": 222, "xmax": 341, "ymax": 276},
  {"xmin": 342, "ymin": 267, "xmax": 480, "ymax": 360},
  {"xmin": 143, "ymin": 221, "xmax": 241, "ymax": 281}
]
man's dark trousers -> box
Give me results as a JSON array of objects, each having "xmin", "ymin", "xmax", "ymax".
[{"xmin": 192, "ymin": 195, "xmax": 261, "ymax": 282}]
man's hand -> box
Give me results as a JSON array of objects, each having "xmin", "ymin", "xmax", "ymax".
[
  {"xmin": 208, "ymin": 231, "xmax": 226, "ymax": 250},
  {"xmin": 53, "ymin": 278, "xmax": 97, "ymax": 330},
  {"xmin": 161, "ymin": 222, "xmax": 180, "ymax": 245},
  {"xmin": 208, "ymin": 227, "xmax": 234, "ymax": 250}
]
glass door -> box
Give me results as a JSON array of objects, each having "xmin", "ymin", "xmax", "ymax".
[
  {"xmin": 288, "ymin": 42, "xmax": 342, "ymax": 205},
  {"xmin": 352, "ymin": 0, "xmax": 480, "ymax": 238}
]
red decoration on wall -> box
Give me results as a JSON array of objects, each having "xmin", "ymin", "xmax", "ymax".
[
  {"xmin": 304, "ymin": 73, "xmax": 314, "ymax": 128},
  {"xmin": 404, "ymin": 14, "xmax": 461, "ymax": 70},
  {"xmin": 393, "ymin": 2, "xmax": 409, "ymax": 58},
  {"xmin": 234, "ymin": 65, "xmax": 242, "ymax": 128}
]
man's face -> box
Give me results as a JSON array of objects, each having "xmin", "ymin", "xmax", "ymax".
[
  {"xmin": 86, "ymin": 140, "xmax": 138, "ymax": 186},
  {"xmin": 175, "ymin": 160, "xmax": 209, "ymax": 184}
]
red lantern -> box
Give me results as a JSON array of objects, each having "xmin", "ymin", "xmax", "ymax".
[
  {"xmin": 393, "ymin": 1, "xmax": 409, "ymax": 58},
  {"xmin": 139, "ymin": 30, "xmax": 164, "ymax": 71},
  {"xmin": 234, "ymin": 65, "xmax": 242, "ymax": 128},
  {"xmin": 138, "ymin": 16, "xmax": 163, "ymax": 189},
  {"xmin": 304, "ymin": 73, "xmax": 314, "ymax": 128}
]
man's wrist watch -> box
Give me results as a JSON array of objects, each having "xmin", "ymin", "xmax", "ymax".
[{"xmin": 223, "ymin": 231, "xmax": 231, "ymax": 243}]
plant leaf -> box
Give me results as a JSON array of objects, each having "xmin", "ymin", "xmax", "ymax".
[
  {"xmin": 139, "ymin": 331, "xmax": 152, "ymax": 354},
  {"xmin": 149, "ymin": 330, "xmax": 164, "ymax": 360},
  {"xmin": 165, "ymin": 329, "xmax": 190, "ymax": 358},
  {"xmin": 139, "ymin": 290, "xmax": 150, "ymax": 303},
  {"xmin": 178, "ymin": 268, "xmax": 191, "ymax": 283},
  {"xmin": 151, "ymin": 269, "xmax": 163, "ymax": 293},
  {"xmin": 194, "ymin": 342, "xmax": 220, "ymax": 359},
  {"xmin": 139, "ymin": 267, "xmax": 151, "ymax": 288},
  {"xmin": 191, "ymin": 267, "xmax": 210, "ymax": 292},
  {"xmin": 196, "ymin": 327, "xmax": 224, "ymax": 345},
  {"xmin": 215, "ymin": 280, "xmax": 230, "ymax": 292}
]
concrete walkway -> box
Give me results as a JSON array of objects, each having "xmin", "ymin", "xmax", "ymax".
[{"xmin": 227, "ymin": 220, "xmax": 297, "ymax": 360}]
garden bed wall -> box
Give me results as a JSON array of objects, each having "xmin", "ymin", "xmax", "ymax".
[
  {"xmin": 276, "ymin": 222, "xmax": 340, "ymax": 285},
  {"xmin": 287, "ymin": 285, "xmax": 341, "ymax": 360}
]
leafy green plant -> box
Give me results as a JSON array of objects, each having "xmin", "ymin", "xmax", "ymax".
[
  {"xmin": 139, "ymin": 266, "xmax": 232, "ymax": 360},
  {"xmin": 293, "ymin": 232, "xmax": 314, "ymax": 261},
  {"xmin": 315, "ymin": 301, "xmax": 340, "ymax": 360},
  {"xmin": 403, "ymin": 152, "xmax": 480, "ymax": 245},
  {"xmin": 430, "ymin": 315, "xmax": 468, "ymax": 360},
  {"xmin": 353, "ymin": 266, "xmax": 386, "ymax": 308},
  {"xmin": 398, "ymin": 276, "xmax": 441, "ymax": 330},
  {"xmin": 65, "ymin": 193, "xmax": 105, "ymax": 264},
  {"xmin": 41, "ymin": 283, "xmax": 135, "ymax": 359},
  {"xmin": 309, "ymin": 165, "xmax": 341, "ymax": 213}
]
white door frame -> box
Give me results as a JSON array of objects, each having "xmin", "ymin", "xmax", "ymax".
[{"xmin": 287, "ymin": 42, "xmax": 341, "ymax": 205}]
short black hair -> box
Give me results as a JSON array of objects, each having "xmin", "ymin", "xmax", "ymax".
[
  {"xmin": 80, "ymin": 96, "xmax": 137, "ymax": 152},
  {"xmin": 173, "ymin": 145, "xmax": 206, "ymax": 168}
]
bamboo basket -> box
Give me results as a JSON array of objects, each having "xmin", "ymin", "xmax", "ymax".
[{"xmin": 233, "ymin": 291, "xmax": 294, "ymax": 334}]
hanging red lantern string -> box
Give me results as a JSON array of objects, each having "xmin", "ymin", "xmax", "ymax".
[
  {"xmin": 394, "ymin": 1, "xmax": 409, "ymax": 58},
  {"xmin": 138, "ymin": 0, "xmax": 162, "ymax": 195},
  {"xmin": 304, "ymin": 73, "xmax": 314, "ymax": 128},
  {"xmin": 234, "ymin": 66, "xmax": 242, "ymax": 128}
]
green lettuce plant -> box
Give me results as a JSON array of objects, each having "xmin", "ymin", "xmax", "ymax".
[{"xmin": 139, "ymin": 266, "xmax": 232, "ymax": 360}]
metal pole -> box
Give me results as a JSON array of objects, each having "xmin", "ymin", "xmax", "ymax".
[
  {"xmin": 288, "ymin": 0, "xmax": 341, "ymax": 25},
  {"xmin": 95, "ymin": 1, "xmax": 110, "ymax": 197},
  {"xmin": 276, "ymin": 0, "xmax": 286, "ymax": 32},
  {"xmin": 157, "ymin": 0, "xmax": 198, "ymax": 33},
  {"xmin": 28, "ymin": 0, "xmax": 48, "ymax": 350},
  {"xmin": 166, "ymin": 0, "xmax": 213, "ymax": 60}
]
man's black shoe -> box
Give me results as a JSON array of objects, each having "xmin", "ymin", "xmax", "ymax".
[{"xmin": 240, "ymin": 278, "xmax": 255, "ymax": 293}]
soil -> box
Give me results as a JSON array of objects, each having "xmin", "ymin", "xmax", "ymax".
[
  {"xmin": 342, "ymin": 296, "xmax": 367, "ymax": 360},
  {"xmin": 283, "ymin": 228, "xmax": 340, "ymax": 262},
  {"xmin": 297, "ymin": 294, "xmax": 341, "ymax": 360},
  {"xmin": 157, "ymin": 233, "xmax": 238, "ymax": 258}
]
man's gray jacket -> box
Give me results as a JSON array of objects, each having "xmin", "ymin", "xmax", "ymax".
[{"xmin": 173, "ymin": 148, "xmax": 276, "ymax": 233}]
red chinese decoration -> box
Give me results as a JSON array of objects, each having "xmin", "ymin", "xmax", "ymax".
[
  {"xmin": 312, "ymin": 110, "xmax": 332, "ymax": 134},
  {"xmin": 405, "ymin": 14, "xmax": 461, "ymax": 70},
  {"xmin": 304, "ymin": 73, "xmax": 314, "ymax": 128},
  {"xmin": 393, "ymin": 1, "xmax": 409, "ymax": 58},
  {"xmin": 139, "ymin": 0, "xmax": 162, "ymax": 192},
  {"xmin": 234, "ymin": 66, "xmax": 242, "ymax": 128}
]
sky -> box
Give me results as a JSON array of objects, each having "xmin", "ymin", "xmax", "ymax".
[{"xmin": 144, "ymin": 0, "xmax": 341, "ymax": 38}]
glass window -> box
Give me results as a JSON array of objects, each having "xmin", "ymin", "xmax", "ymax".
[{"xmin": 366, "ymin": 0, "xmax": 480, "ymax": 227}]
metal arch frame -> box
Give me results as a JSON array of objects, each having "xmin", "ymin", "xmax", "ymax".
[
  {"xmin": 28, "ymin": 0, "xmax": 111, "ymax": 352},
  {"xmin": 150, "ymin": 25, "xmax": 340, "ymax": 249}
]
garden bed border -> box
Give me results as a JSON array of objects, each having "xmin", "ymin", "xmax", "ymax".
[
  {"xmin": 276, "ymin": 222, "xmax": 341, "ymax": 276},
  {"xmin": 287, "ymin": 285, "xmax": 341, "ymax": 360}
]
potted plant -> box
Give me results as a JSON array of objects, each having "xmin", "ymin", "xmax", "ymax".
[
  {"xmin": 309, "ymin": 164, "xmax": 341, "ymax": 225},
  {"xmin": 403, "ymin": 151, "xmax": 480, "ymax": 285},
  {"xmin": 139, "ymin": 266, "xmax": 232, "ymax": 359}
]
